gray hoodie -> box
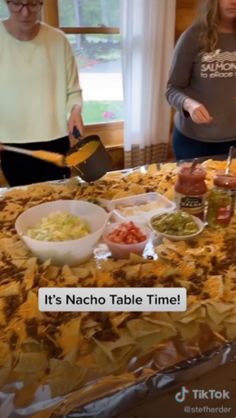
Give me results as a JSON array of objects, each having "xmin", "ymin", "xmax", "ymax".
[{"xmin": 166, "ymin": 24, "xmax": 236, "ymax": 142}]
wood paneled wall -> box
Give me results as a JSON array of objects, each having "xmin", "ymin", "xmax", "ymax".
[{"xmin": 176, "ymin": 0, "xmax": 198, "ymax": 39}]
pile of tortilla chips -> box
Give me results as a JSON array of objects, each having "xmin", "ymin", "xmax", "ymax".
[{"xmin": 1, "ymin": 161, "xmax": 236, "ymax": 405}]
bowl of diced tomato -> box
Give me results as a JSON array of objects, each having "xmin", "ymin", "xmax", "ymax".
[{"xmin": 102, "ymin": 221, "xmax": 151, "ymax": 259}]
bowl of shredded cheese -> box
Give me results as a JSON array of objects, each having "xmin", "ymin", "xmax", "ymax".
[{"xmin": 15, "ymin": 200, "xmax": 109, "ymax": 265}]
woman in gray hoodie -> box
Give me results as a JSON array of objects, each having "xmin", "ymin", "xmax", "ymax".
[{"xmin": 166, "ymin": 0, "xmax": 236, "ymax": 159}]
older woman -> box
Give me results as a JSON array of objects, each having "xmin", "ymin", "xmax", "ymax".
[
  {"xmin": 166, "ymin": 0, "xmax": 236, "ymax": 160},
  {"xmin": 0, "ymin": 0, "xmax": 84, "ymax": 186}
]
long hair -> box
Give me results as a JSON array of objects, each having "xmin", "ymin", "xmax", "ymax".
[
  {"xmin": 197, "ymin": 0, "xmax": 236, "ymax": 52},
  {"xmin": 197, "ymin": 0, "xmax": 220, "ymax": 52}
]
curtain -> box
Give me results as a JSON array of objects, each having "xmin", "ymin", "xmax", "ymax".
[{"xmin": 121, "ymin": 0, "xmax": 176, "ymax": 167}]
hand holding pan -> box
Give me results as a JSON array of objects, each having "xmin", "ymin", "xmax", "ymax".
[{"xmin": 65, "ymin": 127, "xmax": 113, "ymax": 182}]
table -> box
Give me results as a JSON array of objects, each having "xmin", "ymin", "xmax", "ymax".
[{"xmin": 0, "ymin": 160, "xmax": 236, "ymax": 417}]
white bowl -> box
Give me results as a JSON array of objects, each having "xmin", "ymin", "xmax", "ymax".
[
  {"xmin": 103, "ymin": 222, "xmax": 152, "ymax": 259},
  {"xmin": 15, "ymin": 200, "xmax": 109, "ymax": 266},
  {"xmin": 149, "ymin": 211, "xmax": 205, "ymax": 241}
]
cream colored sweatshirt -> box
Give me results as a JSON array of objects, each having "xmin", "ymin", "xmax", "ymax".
[{"xmin": 0, "ymin": 21, "xmax": 82, "ymax": 143}]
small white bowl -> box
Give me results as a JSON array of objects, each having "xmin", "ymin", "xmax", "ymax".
[
  {"xmin": 15, "ymin": 200, "xmax": 109, "ymax": 266},
  {"xmin": 149, "ymin": 212, "xmax": 204, "ymax": 241},
  {"xmin": 103, "ymin": 222, "xmax": 152, "ymax": 259}
]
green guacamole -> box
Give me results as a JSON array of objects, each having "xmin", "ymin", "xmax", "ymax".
[{"xmin": 151, "ymin": 211, "xmax": 199, "ymax": 236}]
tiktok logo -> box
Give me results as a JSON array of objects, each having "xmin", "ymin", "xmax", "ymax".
[{"xmin": 175, "ymin": 386, "xmax": 189, "ymax": 403}]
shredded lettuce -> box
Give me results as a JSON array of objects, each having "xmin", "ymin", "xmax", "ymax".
[{"xmin": 27, "ymin": 211, "xmax": 90, "ymax": 241}]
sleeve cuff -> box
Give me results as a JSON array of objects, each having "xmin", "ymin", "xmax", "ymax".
[
  {"xmin": 67, "ymin": 90, "xmax": 83, "ymax": 118},
  {"xmin": 179, "ymin": 96, "xmax": 190, "ymax": 118}
]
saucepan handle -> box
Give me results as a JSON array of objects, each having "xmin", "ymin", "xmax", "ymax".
[{"xmin": 72, "ymin": 126, "xmax": 81, "ymax": 140}]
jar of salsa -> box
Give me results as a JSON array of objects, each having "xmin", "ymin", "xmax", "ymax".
[
  {"xmin": 207, "ymin": 173, "xmax": 236, "ymax": 228},
  {"xmin": 174, "ymin": 163, "xmax": 207, "ymax": 219}
]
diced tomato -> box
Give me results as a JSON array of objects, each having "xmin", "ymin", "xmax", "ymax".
[{"xmin": 107, "ymin": 221, "xmax": 147, "ymax": 244}]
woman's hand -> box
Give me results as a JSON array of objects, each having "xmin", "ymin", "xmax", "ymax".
[
  {"xmin": 68, "ymin": 104, "xmax": 84, "ymax": 136},
  {"xmin": 183, "ymin": 98, "xmax": 213, "ymax": 124}
]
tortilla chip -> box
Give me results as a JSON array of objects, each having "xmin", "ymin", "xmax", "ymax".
[
  {"xmin": 62, "ymin": 265, "xmax": 80, "ymax": 286},
  {"xmin": 46, "ymin": 359, "xmax": 86, "ymax": 397},
  {"xmin": 6, "ymin": 319, "xmax": 27, "ymax": 346},
  {"xmin": 23, "ymin": 260, "xmax": 38, "ymax": 291},
  {"xmin": 0, "ymin": 341, "xmax": 10, "ymax": 366},
  {"xmin": 93, "ymin": 330, "xmax": 135, "ymax": 362},
  {"xmin": 176, "ymin": 321, "xmax": 200, "ymax": 341},
  {"xmin": 43, "ymin": 265, "xmax": 60, "ymax": 281},
  {"xmin": 170, "ymin": 304, "xmax": 204, "ymax": 323},
  {"xmin": 146, "ymin": 164, "xmax": 159, "ymax": 175},
  {"xmin": 18, "ymin": 291, "xmax": 42, "ymax": 320},
  {"xmin": 126, "ymin": 319, "xmax": 159, "ymax": 338},
  {"xmin": 143, "ymin": 312, "xmax": 176, "ymax": 331},
  {"xmin": 224, "ymin": 315, "xmax": 236, "ymax": 339},
  {"xmin": 137, "ymin": 332, "xmax": 172, "ymax": 351},
  {"xmin": 126, "ymin": 317, "xmax": 177, "ymax": 349},
  {"xmin": 0, "ymin": 299, "xmax": 6, "ymax": 326},
  {"xmin": 0, "ymin": 281, "xmax": 20, "ymax": 297},
  {"xmin": 205, "ymin": 302, "xmax": 233, "ymax": 325},
  {"xmin": 0, "ymin": 202, "xmax": 23, "ymax": 222},
  {"xmin": 204, "ymin": 276, "xmax": 224, "ymax": 299},
  {"xmin": 109, "ymin": 312, "xmax": 132, "ymax": 328},
  {"xmin": 0, "ymin": 342, "xmax": 11, "ymax": 386},
  {"xmin": 57, "ymin": 317, "xmax": 82, "ymax": 363},
  {"xmin": 14, "ymin": 351, "xmax": 48, "ymax": 374}
]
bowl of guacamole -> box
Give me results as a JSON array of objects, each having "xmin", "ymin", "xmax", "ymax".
[{"xmin": 149, "ymin": 210, "xmax": 204, "ymax": 241}]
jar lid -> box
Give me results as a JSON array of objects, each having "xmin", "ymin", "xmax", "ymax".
[
  {"xmin": 214, "ymin": 174, "xmax": 236, "ymax": 189},
  {"xmin": 178, "ymin": 163, "xmax": 206, "ymax": 178}
]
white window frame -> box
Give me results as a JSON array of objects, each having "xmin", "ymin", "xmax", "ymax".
[{"xmin": 43, "ymin": 0, "xmax": 124, "ymax": 147}]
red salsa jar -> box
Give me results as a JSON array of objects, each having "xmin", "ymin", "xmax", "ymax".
[{"xmin": 174, "ymin": 163, "xmax": 207, "ymax": 219}]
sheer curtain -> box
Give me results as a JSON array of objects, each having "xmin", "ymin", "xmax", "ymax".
[{"xmin": 121, "ymin": 0, "xmax": 176, "ymax": 167}]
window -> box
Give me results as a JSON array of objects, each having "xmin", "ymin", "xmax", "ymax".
[
  {"xmin": 2, "ymin": 0, "xmax": 124, "ymax": 147},
  {"xmin": 0, "ymin": 0, "xmax": 8, "ymax": 19},
  {"xmin": 56, "ymin": 0, "xmax": 124, "ymax": 127}
]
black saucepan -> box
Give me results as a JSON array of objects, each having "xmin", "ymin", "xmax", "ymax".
[{"xmin": 67, "ymin": 127, "xmax": 113, "ymax": 182}]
